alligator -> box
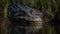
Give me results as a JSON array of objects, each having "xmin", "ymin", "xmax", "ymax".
[{"xmin": 7, "ymin": 3, "xmax": 49, "ymax": 34}]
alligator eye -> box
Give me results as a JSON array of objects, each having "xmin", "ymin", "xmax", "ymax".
[
  {"xmin": 15, "ymin": 11, "xmax": 27, "ymax": 16},
  {"xmin": 22, "ymin": 11, "xmax": 27, "ymax": 16},
  {"xmin": 19, "ymin": 11, "xmax": 27, "ymax": 16}
]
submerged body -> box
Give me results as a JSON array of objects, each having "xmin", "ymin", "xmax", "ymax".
[{"xmin": 8, "ymin": 3, "xmax": 44, "ymax": 34}]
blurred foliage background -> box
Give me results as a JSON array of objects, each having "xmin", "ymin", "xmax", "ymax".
[
  {"xmin": 0, "ymin": 0, "xmax": 60, "ymax": 34},
  {"xmin": 0, "ymin": 0, "xmax": 59, "ymax": 19}
]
